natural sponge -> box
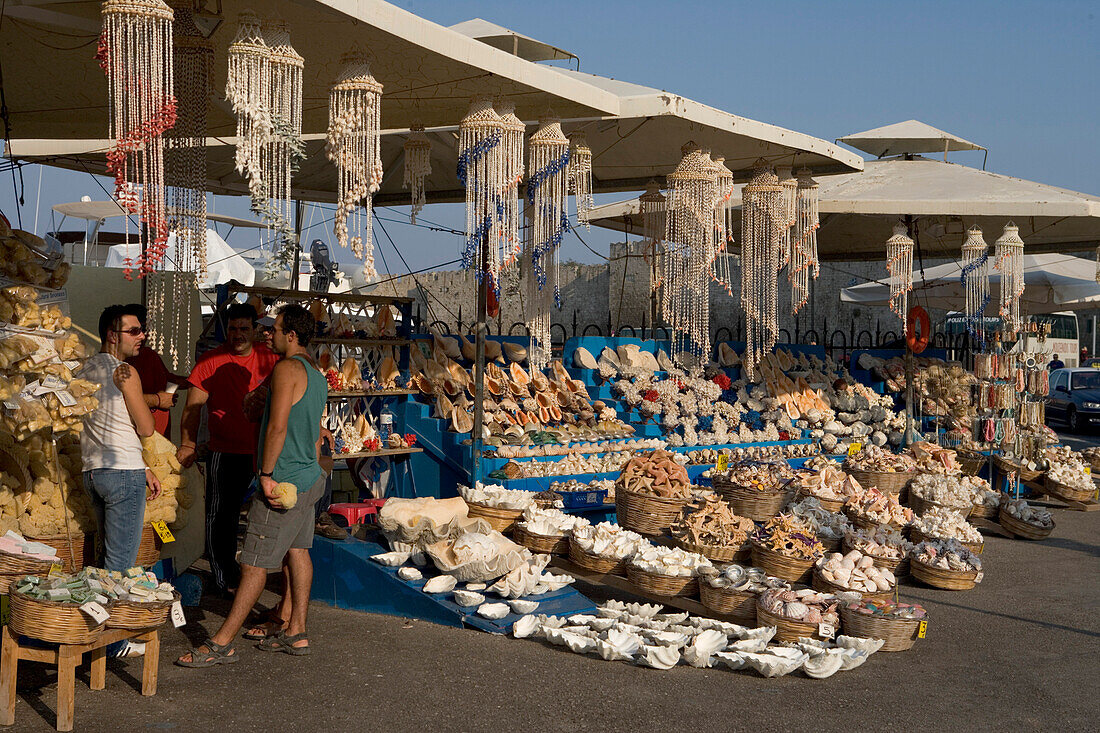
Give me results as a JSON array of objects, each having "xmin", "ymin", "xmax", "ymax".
[{"xmin": 272, "ymin": 482, "xmax": 298, "ymax": 509}]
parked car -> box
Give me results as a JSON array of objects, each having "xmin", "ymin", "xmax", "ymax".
[{"xmin": 1047, "ymin": 368, "xmax": 1100, "ymax": 432}]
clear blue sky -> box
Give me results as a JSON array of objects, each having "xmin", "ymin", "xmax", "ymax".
[{"xmin": 3, "ymin": 0, "xmax": 1097, "ymax": 276}]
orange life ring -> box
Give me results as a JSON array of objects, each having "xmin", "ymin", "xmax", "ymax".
[{"xmin": 906, "ymin": 306, "xmax": 931, "ymax": 354}]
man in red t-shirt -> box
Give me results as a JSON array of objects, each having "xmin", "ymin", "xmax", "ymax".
[
  {"xmin": 123, "ymin": 304, "xmax": 186, "ymax": 437},
  {"xmin": 177, "ymin": 302, "xmax": 279, "ymax": 595}
]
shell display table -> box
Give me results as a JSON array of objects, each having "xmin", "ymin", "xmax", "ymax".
[{"xmin": 0, "ymin": 625, "xmax": 159, "ymax": 731}]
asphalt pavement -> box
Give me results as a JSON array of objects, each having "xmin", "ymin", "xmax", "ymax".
[{"xmin": 5, "ymin": 432, "xmax": 1099, "ymax": 732}]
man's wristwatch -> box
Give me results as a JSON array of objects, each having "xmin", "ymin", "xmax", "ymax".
[{"xmin": 259, "ymin": 470, "xmax": 273, "ymax": 478}]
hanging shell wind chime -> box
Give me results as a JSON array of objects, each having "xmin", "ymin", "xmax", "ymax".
[
  {"xmin": 225, "ymin": 13, "xmax": 270, "ymax": 231},
  {"xmin": 960, "ymin": 226, "xmax": 990, "ymax": 345},
  {"xmin": 740, "ymin": 162, "xmax": 786, "ymax": 379},
  {"xmin": 403, "ymin": 126, "xmax": 431, "ymax": 224},
  {"xmin": 525, "ymin": 116, "xmax": 571, "ymax": 372},
  {"xmin": 97, "ymin": 0, "xmax": 177, "ymax": 279},
  {"xmin": 568, "ymin": 131, "xmax": 594, "ymax": 227},
  {"xmin": 262, "ymin": 19, "xmax": 305, "ymax": 274},
  {"xmin": 457, "ymin": 99, "xmax": 505, "ymax": 293},
  {"xmin": 995, "ymin": 221, "xmax": 1025, "ymax": 334},
  {"xmin": 497, "ymin": 102, "xmax": 525, "ymax": 268},
  {"xmin": 710, "ymin": 156, "xmax": 736, "ymax": 296},
  {"xmin": 663, "ymin": 144, "xmax": 717, "ymax": 364},
  {"xmin": 639, "ymin": 180, "xmax": 666, "ymax": 297},
  {"xmin": 326, "ymin": 51, "xmax": 383, "ymax": 280},
  {"xmin": 776, "ymin": 165, "xmax": 798, "ymax": 270},
  {"xmin": 885, "ymin": 222, "xmax": 914, "ymax": 323},
  {"xmin": 789, "ymin": 168, "xmax": 820, "ymax": 315}
]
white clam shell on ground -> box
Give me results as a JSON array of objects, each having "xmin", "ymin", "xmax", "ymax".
[{"xmin": 476, "ymin": 602, "xmax": 511, "ymax": 620}]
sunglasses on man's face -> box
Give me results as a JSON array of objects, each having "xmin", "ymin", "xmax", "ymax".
[{"xmin": 114, "ymin": 326, "xmax": 144, "ymax": 336}]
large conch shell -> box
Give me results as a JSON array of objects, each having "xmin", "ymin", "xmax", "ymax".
[
  {"xmin": 486, "ymin": 375, "xmax": 503, "ymax": 396},
  {"xmin": 446, "ymin": 360, "xmax": 470, "ymax": 389},
  {"xmin": 573, "ymin": 347, "xmax": 598, "ymax": 369},
  {"xmin": 318, "ymin": 348, "xmax": 335, "ymax": 372},
  {"xmin": 509, "ymin": 362, "xmax": 530, "ymax": 386},
  {"xmin": 718, "ymin": 343, "xmax": 740, "ymax": 366},
  {"xmin": 340, "ymin": 357, "xmax": 361, "ymax": 389},
  {"xmin": 503, "ymin": 342, "xmax": 527, "ymax": 363},
  {"xmin": 432, "ymin": 331, "xmax": 462, "ymax": 360},
  {"xmin": 309, "ymin": 299, "xmax": 329, "ymax": 324},
  {"xmin": 484, "ymin": 339, "xmax": 504, "ymax": 364},
  {"xmin": 413, "ymin": 373, "xmax": 434, "ymax": 395},
  {"xmin": 451, "ymin": 408, "xmax": 474, "ymax": 434},
  {"xmin": 460, "ymin": 336, "xmax": 477, "ymax": 362},
  {"xmin": 377, "ymin": 356, "xmax": 399, "ymax": 389},
  {"xmin": 375, "ymin": 305, "xmax": 395, "ymax": 337},
  {"xmin": 433, "ymin": 394, "xmax": 453, "ymax": 420}
]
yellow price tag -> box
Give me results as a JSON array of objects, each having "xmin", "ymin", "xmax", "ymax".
[
  {"xmin": 48, "ymin": 563, "xmax": 63, "ymax": 578},
  {"xmin": 0, "ymin": 596, "xmax": 8, "ymax": 626},
  {"xmin": 1085, "ymin": 466, "xmax": 1092, "ymax": 476},
  {"xmin": 151, "ymin": 521, "xmax": 175, "ymax": 543},
  {"xmin": 918, "ymin": 619, "xmax": 927, "ymax": 639},
  {"xmin": 715, "ymin": 454, "xmax": 729, "ymax": 472},
  {"xmin": 847, "ymin": 443, "xmax": 863, "ymax": 456}
]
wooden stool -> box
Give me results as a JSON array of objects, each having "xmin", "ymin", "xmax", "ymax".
[{"xmin": 0, "ymin": 625, "xmax": 159, "ymax": 731}]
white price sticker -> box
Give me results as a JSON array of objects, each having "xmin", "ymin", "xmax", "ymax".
[
  {"xmin": 41, "ymin": 375, "xmax": 66, "ymax": 390},
  {"xmin": 2, "ymin": 401, "xmax": 17, "ymax": 411},
  {"xmin": 79, "ymin": 602, "xmax": 110, "ymax": 625},
  {"xmin": 170, "ymin": 600, "xmax": 186, "ymax": 628},
  {"xmin": 974, "ymin": 571, "xmax": 984, "ymax": 584},
  {"xmin": 54, "ymin": 389, "xmax": 77, "ymax": 407},
  {"xmin": 818, "ymin": 623, "xmax": 835, "ymax": 638}
]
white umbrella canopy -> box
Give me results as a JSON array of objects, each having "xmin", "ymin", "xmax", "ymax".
[
  {"xmin": 0, "ymin": 0, "xmax": 619, "ymax": 142},
  {"xmin": 837, "ymin": 120, "xmax": 985, "ymax": 158},
  {"xmin": 839, "ymin": 253, "xmax": 1100, "ymax": 314},
  {"xmin": 103, "ymin": 229, "xmax": 256, "ymax": 288},
  {"xmin": 585, "ymin": 155, "xmax": 1100, "ymax": 260}
]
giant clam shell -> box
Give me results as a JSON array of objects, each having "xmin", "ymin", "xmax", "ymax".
[
  {"xmin": 681, "ymin": 629, "xmax": 728, "ymax": 669},
  {"xmin": 509, "ymin": 599, "xmax": 539, "ymax": 614},
  {"xmin": 423, "ymin": 575, "xmax": 458, "ymax": 594},
  {"xmin": 476, "ymin": 602, "xmax": 511, "ymax": 620},
  {"xmin": 835, "ymin": 635, "xmax": 885, "ymax": 655},
  {"xmin": 634, "ymin": 644, "xmax": 681, "ymax": 670},
  {"xmin": 371, "ymin": 551, "xmax": 411, "ymax": 567},
  {"xmin": 512, "ymin": 614, "xmax": 540, "ymax": 638},
  {"xmin": 802, "ymin": 649, "xmax": 845, "ymax": 679},
  {"xmin": 453, "ymin": 590, "xmax": 485, "ymax": 607},
  {"xmin": 397, "ymin": 567, "xmax": 423, "ymax": 581}
]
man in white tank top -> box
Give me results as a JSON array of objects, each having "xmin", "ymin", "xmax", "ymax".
[{"xmin": 77, "ymin": 305, "xmax": 162, "ymax": 573}]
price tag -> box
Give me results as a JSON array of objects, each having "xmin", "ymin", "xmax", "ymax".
[
  {"xmin": 974, "ymin": 571, "xmax": 984, "ymax": 584},
  {"xmin": 151, "ymin": 521, "xmax": 175, "ymax": 543},
  {"xmin": 40, "ymin": 375, "xmax": 66, "ymax": 391},
  {"xmin": 1085, "ymin": 466, "xmax": 1092, "ymax": 476},
  {"xmin": 79, "ymin": 601, "xmax": 110, "ymax": 625},
  {"xmin": 54, "ymin": 389, "xmax": 77, "ymax": 407},
  {"xmin": 715, "ymin": 454, "xmax": 729, "ymax": 472},
  {"xmin": 170, "ymin": 600, "xmax": 186, "ymax": 628},
  {"xmin": 48, "ymin": 563, "xmax": 63, "ymax": 578},
  {"xmin": 917, "ymin": 619, "xmax": 927, "ymax": 639},
  {"xmin": 847, "ymin": 443, "xmax": 863, "ymax": 456},
  {"xmin": 817, "ymin": 622, "xmax": 835, "ymax": 638},
  {"xmin": 2, "ymin": 401, "xmax": 17, "ymax": 411},
  {"xmin": 0, "ymin": 596, "xmax": 8, "ymax": 626}
]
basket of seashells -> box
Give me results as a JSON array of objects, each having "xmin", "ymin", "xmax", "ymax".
[
  {"xmin": 969, "ymin": 484, "xmax": 1001, "ymax": 520},
  {"xmin": 512, "ymin": 507, "xmax": 590, "ymax": 556},
  {"xmin": 697, "ymin": 565, "xmax": 789, "ymax": 627},
  {"xmin": 844, "ymin": 445, "xmax": 916, "ymax": 496},
  {"xmin": 842, "ymin": 527, "xmax": 913, "ymax": 577},
  {"xmin": 750, "ymin": 515, "xmax": 824, "ymax": 584},
  {"xmin": 669, "ymin": 494, "xmax": 754, "ymax": 563},
  {"xmin": 712, "ymin": 461, "xmax": 794, "ymax": 521},
  {"xmin": 614, "ymin": 450, "xmax": 695, "ymax": 536},
  {"xmin": 909, "ymin": 507, "xmax": 984, "ymax": 554},
  {"xmin": 907, "ymin": 474, "xmax": 986, "ymax": 517},
  {"xmin": 1044, "ymin": 464, "xmax": 1095, "ymax": 504},
  {"xmin": 998, "ymin": 499, "xmax": 1055, "ymax": 541},
  {"xmin": 954, "ymin": 449, "xmax": 987, "ymax": 477},
  {"xmin": 793, "ymin": 462, "xmax": 862, "ymax": 514},
  {"xmin": 992, "ymin": 454, "xmax": 1043, "ymax": 483},
  {"xmin": 844, "ymin": 489, "xmax": 914, "ymax": 533},
  {"xmin": 624, "ymin": 545, "xmax": 710, "ymax": 597},
  {"xmin": 839, "ymin": 600, "xmax": 927, "ymax": 652},
  {"xmin": 458, "ymin": 483, "xmax": 535, "ymax": 534},
  {"xmin": 909, "ymin": 539, "xmax": 982, "ymax": 591},
  {"xmin": 755, "ymin": 588, "xmax": 840, "ymax": 643},
  {"xmin": 567, "ymin": 523, "xmax": 646, "ymax": 576},
  {"xmin": 812, "ymin": 550, "xmax": 896, "ymax": 603}
]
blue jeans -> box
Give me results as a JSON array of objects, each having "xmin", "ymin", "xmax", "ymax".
[{"xmin": 83, "ymin": 469, "xmax": 146, "ymax": 572}]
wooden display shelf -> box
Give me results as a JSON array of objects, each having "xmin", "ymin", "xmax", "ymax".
[
  {"xmin": 327, "ymin": 388, "xmax": 416, "ymax": 399},
  {"xmin": 337, "ymin": 447, "xmax": 423, "ymax": 460},
  {"xmin": 312, "ymin": 337, "xmax": 412, "ymax": 347}
]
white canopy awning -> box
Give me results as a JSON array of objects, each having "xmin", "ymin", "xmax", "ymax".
[
  {"xmin": 837, "ymin": 120, "xmax": 986, "ymax": 158},
  {"xmin": 103, "ymin": 229, "xmax": 255, "ymax": 288},
  {"xmin": 839, "ymin": 253, "xmax": 1100, "ymax": 314},
  {"xmin": 449, "ymin": 18, "xmax": 577, "ymax": 64},
  {"xmin": 52, "ymin": 200, "xmax": 263, "ymax": 229},
  {"xmin": 585, "ymin": 155, "xmax": 1100, "ymax": 260}
]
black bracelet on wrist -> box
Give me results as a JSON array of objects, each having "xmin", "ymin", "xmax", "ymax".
[{"xmin": 259, "ymin": 470, "xmax": 273, "ymax": 478}]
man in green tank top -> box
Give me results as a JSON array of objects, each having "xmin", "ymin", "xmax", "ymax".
[{"xmin": 178, "ymin": 303, "xmax": 327, "ymax": 667}]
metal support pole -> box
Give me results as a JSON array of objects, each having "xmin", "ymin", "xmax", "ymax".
[
  {"xmin": 292, "ymin": 200, "xmax": 304, "ymax": 293},
  {"xmin": 903, "ymin": 215, "xmax": 917, "ymax": 447},
  {"xmin": 471, "ymin": 233, "xmax": 488, "ymax": 487}
]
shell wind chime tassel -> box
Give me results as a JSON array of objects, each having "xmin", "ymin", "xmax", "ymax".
[
  {"xmin": 326, "ymin": 51, "xmax": 383, "ymax": 280},
  {"xmin": 995, "ymin": 221, "xmax": 1025, "ymax": 334},
  {"xmin": 262, "ymin": 19, "xmax": 305, "ymax": 275},
  {"xmin": 225, "ymin": 12, "xmax": 270, "ymax": 223},
  {"xmin": 710, "ymin": 156, "xmax": 736, "ymax": 296},
  {"xmin": 885, "ymin": 222, "xmax": 914, "ymax": 322},
  {"xmin": 525, "ymin": 116, "xmax": 570, "ymax": 372},
  {"xmin": 789, "ymin": 168, "xmax": 820, "ymax": 315},
  {"xmin": 639, "ymin": 180, "xmax": 666, "ymax": 296},
  {"xmin": 403, "ymin": 126, "xmax": 431, "ymax": 224},
  {"xmin": 776, "ymin": 165, "xmax": 798, "ymax": 270},
  {"xmin": 568, "ymin": 132, "xmax": 594, "ymax": 227},
  {"xmin": 97, "ymin": 0, "xmax": 177, "ymax": 279},
  {"xmin": 663, "ymin": 144, "xmax": 718, "ymax": 364},
  {"xmin": 457, "ymin": 99, "xmax": 505, "ymax": 293},
  {"xmin": 498, "ymin": 102, "xmax": 525, "ymax": 267},
  {"xmin": 740, "ymin": 162, "xmax": 785, "ymax": 379},
  {"xmin": 960, "ymin": 226, "xmax": 990, "ymax": 346}
]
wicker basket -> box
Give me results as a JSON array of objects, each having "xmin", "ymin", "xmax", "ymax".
[
  {"xmin": 512, "ymin": 524, "xmax": 568, "ymax": 555},
  {"xmin": 909, "ymin": 527, "xmax": 983, "ymax": 555},
  {"xmin": 908, "ymin": 493, "xmax": 973, "ymax": 517},
  {"xmin": 969, "ymin": 502, "xmax": 998, "ymax": 520},
  {"xmin": 841, "ymin": 538, "xmax": 909, "ymax": 577},
  {"xmin": 756, "ymin": 605, "xmax": 830, "ymax": 643},
  {"xmin": 997, "ymin": 507, "xmax": 1054, "ymax": 540},
  {"xmin": 712, "ymin": 480, "xmax": 787, "ymax": 521},
  {"xmin": 844, "ymin": 508, "xmax": 908, "ymax": 534},
  {"xmin": 797, "ymin": 488, "xmax": 845, "ymax": 514},
  {"xmin": 9, "ymin": 587, "xmax": 106, "ymax": 644},
  {"xmin": 0, "ymin": 548, "xmax": 56, "ymax": 579},
  {"xmin": 750, "ymin": 542, "xmax": 816, "ymax": 584},
  {"xmin": 848, "ymin": 469, "xmax": 913, "ymax": 496},
  {"xmin": 672, "ymin": 536, "xmax": 751, "ymax": 564},
  {"xmin": 955, "ymin": 450, "xmax": 987, "ymax": 477},
  {"xmin": 0, "ymin": 449, "xmax": 31, "ymax": 492},
  {"xmin": 838, "ymin": 605, "xmax": 922, "ymax": 652},
  {"xmin": 1044, "ymin": 477, "xmax": 1095, "ymax": 504},
  {"xmin": 26, "ymin": 532, "xmax": 89, "ymax": 572},
  {"xmin": 567, "ymin": 539, "xmax": 628, "ymax": 576},
  {"xmin": 614, "ymin": 488, "xmax": 692, "ymax": 536},
  {"xmin": 106, "ymin": 590, "xmax": 180, "ymax": 630},
  {"xmin": 625, "ymin": 565, "xmax": 698, "ymax": 597},
  {"xmin": 992, "ymin": 455, "xmax": 1042, "ymax": 483},
  {"xmin": 812, "ymin": 569, "xmax": 894, "ymax": 603},
  {"xmin": 909, "ymin": 558, "xmax": 979, "ymax": 590},
  {"xmin": 698, "ymin": 583, "xmax": 757, "ymax": 627},
  {"xmin": 465, "ymin": 502, "xmax": 523, "ymax": 533},
  {"xmin": 135, "ymin": 523, "xmax": 162, "ymax": 568},
  {"xmin": 818, "ymin": 535, "xmax": 842, "ymax": 553}
]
